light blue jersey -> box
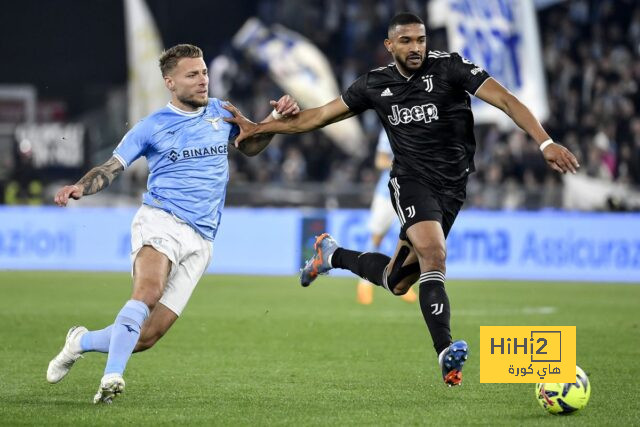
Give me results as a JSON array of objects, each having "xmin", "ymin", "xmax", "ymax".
[
  {"xmin": 374, "ymin": 129, "xmax": 393, "ymax": 196},
  {"xmin": 113, "ymin": 98, "xmax": 239, "ymax": 241}
]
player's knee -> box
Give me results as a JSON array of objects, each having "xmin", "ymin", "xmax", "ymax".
[
  {"xmin": 392, "ymin": 283, "xmax": 411, "ymax": 296},
  {"xmin": 413, "ymin": 242, "xmax": 446, "ymax": 270},
  {"xmin": 145, "ymin": 293, "xmax": 162, "ymax": 311},
  {"xmin": 137, "ymin": 293, "xmax": 162, "ymax": 311},
  {"xmin": 386, "ymin": 261, "xmax": 420, "ymax": 295},
  {"xmin": 132, "ymin": 281, "xmax": 163, "ymax": 309},
  {"xmin": 391, "ymin": 274, "xmax": 419, "ymax": 295}
]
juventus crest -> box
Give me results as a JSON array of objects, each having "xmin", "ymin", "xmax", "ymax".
[{"xmin": 421, "ymin": 75, "xmax": 434, "ymax": 92}]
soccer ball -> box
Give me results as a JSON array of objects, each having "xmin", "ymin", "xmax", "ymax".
[{"xmin": 535, "ymin": 365, "xmax": 591, "ymax": 415}]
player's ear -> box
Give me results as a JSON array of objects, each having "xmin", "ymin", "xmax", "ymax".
[
  {"xmin": 384, "ymin": 38, "xmax": 393, "ymax": 53},
  {"xmin": 164, "ymin": 76, "xmax": 174, "ymax": 91}
]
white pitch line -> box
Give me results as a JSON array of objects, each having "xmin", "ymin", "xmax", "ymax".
[
  {"xmin": 342, "ymin": 306, "xmax": 557, "ymax": 320},
  {"xmin": 453, "ymin": 306, "xmax": 557, "ymax": 316}
]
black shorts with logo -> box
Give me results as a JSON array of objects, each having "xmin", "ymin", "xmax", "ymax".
[{"xmin": 387, "ymin": 175, "xmax": 465, "ymax": 240}]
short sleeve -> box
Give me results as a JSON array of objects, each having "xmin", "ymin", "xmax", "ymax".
[
  {"xmin": 447, "ymin": 53, "xmax": 491, "ymax": 95},
  {"xmin": 376, "ymin": 129, "xmax": 392, "ymax": 155},
  {"xmin": 341, "ymin": 74, "xmax": 372, "ymax": 114},
  {"xmin": 113, "ymin": 121, "xmax": 149, "ymax": 168},
  {"xmin": 217, "ymin": 99, "xmax": 240, "ymax": 141}
]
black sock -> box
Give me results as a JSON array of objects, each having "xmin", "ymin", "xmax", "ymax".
[
  {"xmin": 331, "ymin": 248, "xmax": 390, "ymax": 287},
  {"xmin": 418, "ymin": 271, "xmax": 451, "ymax": 355}
]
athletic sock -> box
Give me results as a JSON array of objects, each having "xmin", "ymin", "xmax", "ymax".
[
  {"xmin": 418, "ymin": 271, "xmax": 452, "ymax": 355},
  {"xmin": 104, "ymin": 299, "xmax": 149, "ymax": 375},
  {"xmin": 80, "ymin": 325, "xmax": 113, "ymax": 353},
  {"xmin": 331, "ymin": 248, "xmax": 390, "ymax": 287}
]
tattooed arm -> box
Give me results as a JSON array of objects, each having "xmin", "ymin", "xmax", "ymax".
[{"xmin": 54, "ymin": 157, "xmax": 124, "ymax": 207}]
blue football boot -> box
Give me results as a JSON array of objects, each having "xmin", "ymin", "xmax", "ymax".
[
  {"xmin": 439, "ymin": 340, "xmax": 468, "ymax": 386},
  {"xmin": 300, "ymin": 233, "xmax": 338, "ymax": 287}
]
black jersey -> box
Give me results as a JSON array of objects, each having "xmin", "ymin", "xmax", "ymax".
[{"xmin": 342, "ymin": 51, "xmax": 491, "ymax": 196}]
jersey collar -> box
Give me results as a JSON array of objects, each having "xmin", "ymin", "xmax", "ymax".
[
  {"xmin": 394, "ymin": 64, "xmax": 414, "ymax": 81},
  {"xmin": 167, "ymin": 102, "xmax": 206, "ymax": 116},
  {"xmin": 393, "ymin": 59, "xmax": 429, "ymax": 81}
]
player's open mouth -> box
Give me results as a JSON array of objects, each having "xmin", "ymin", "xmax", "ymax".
[{"xmin": 407, "ymin": 55, "xmax": 422, "ymax": 64}]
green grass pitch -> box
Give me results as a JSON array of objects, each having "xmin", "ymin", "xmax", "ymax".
[{"xmin": 1, "ymin": 271, "xmax": 639, "ymax": 425}]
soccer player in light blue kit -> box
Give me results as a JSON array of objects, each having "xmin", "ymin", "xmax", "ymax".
[{"xmin": 47, "ymin": 44, "xmax": 299, "ymax": 404}]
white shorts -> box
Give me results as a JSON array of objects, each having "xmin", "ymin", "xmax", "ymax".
[
  {"xmin": 130, "ymin": 205, "xmax": 213, "ymax": 316},
  {"xmin": 368, "ymin": 193, "xmax": 397, "ymax": 235}
]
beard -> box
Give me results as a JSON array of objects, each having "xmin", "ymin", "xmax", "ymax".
[
  {"xmin": 177, "ymin": 92, "xmax": 208, "ymax": 109},
  {"xmin": 396, "ymin": 53, "xmax": 424, "ymax": 71}
]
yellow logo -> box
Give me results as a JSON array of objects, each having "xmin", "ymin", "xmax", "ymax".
[{"xmin": 480, "ymin": 326, "xmax": 575, "ymax": 383}]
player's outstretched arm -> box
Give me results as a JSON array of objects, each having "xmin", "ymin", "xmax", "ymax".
[
  {"xmin": 223, "ymin": 96, "xmax": 355, "ymax": 147},
  {"xmin": 231, "ymin": 95, "xmax": 300, "ymax": 157},
  {"xmin": 475, "ymin": 78, "xmax": 579, "ymax": 174},
  {"xmin": 53, "ymin": 157, "xmax": 124, "ymax": 207}
]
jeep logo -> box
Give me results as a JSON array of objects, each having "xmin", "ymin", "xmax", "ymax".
[{"xmin": 387, "ymin": 103, "xmax": 439, "ymax": 126}]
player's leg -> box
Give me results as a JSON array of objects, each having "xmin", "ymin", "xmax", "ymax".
[
  {"xmin": 103, "ymin": 245, "xmax": 170, "ymax": 371},
  {"xmin": 79, "ymin": 325, "xmax": 112, "ymax": 353},
  {"xmin": 46, "ymin": 248, "xmax": 170, "ymax": 386},
  {"xmin": 93, "ymin": 245, "xmax": 171, "ymax": 404},
  {"xmin": 357, "ymin": 193, "xmax": 389, "ymax": 302},
  {"xmin": 406, "ymin": 223, "xmax": 468, "ymax": 387},
  {"xmin": 356, "ymin": 232, "xmax": 384, "ymax": 305},
  {"xmin": 303, "ymin": 230, "xmax": 420, "ymax": 293},
  {"xmin": 377, "ymin": 237, "xmax": 419, "ymax": 302},
  {"xmin": 301, "ymin": 184, "xmax": 420, "ymax": 290},
  {"xmin": 136, "ymin": 234, "xmax": 213, "ymax": 352},
  {"xmin": 356, "ymin": 192, "xmax": 417, "ymax": 304},
  {"xmin": 392, "ymin": 242, "xmax": 418, "ymax": 304},
  {"xmin": 354, "ymin": 236, "xmax": 419, "ymax": 304},
  {"xmin": 47, "ymin": 206, "xmax": 185, "ymax": 395},
  {"xmin": 83, "ymin": 226, "xmax": 209, "ymax": 359},
  {"xmin": 134, "ymin": 303, "xmax": 178, "ymax": 352},
  {"xmin": 389, "ymin": 176, "xmax": 467, "ymax": 385},
  {"xmin": 388, "ymin": 176, "xmax": 452, "ymax": 354},
  {"xmin": 409, "ymin": 219, "xmax": 468, "ymax": 386},
  {"xmin": 405, "ymin": 220, "xmax": 451, "ymax": 355},
  {"xmin": 92, "ymin": 205, "xmax": 180, "ymax": 403},
  {"xmin": 55, "ymin": 301, "xmax": 178, "ymax": 359},
  {"xmin": 302, "ymin": 233, "xmax": 389, "ymax": 287}
]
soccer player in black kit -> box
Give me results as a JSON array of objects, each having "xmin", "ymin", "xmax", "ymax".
[{"xmin": 224, "ymin": 12, "xmax": 579, "ymax": 386}]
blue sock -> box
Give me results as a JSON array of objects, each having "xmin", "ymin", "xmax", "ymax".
[
  {"xmin": 104, "ymin": 300, "xmax": 149, "ymax": 375},
  {"xmin": 80, "ymin": 325, "xmax": 113, "ymax": 353}
]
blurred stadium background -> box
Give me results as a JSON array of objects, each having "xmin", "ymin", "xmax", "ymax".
[{"xmin": 1, "ymin": 0, "xmax": 638, "ymax": 281}]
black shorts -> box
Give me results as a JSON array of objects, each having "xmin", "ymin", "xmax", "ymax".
[{"xmin": 388, "ymin": 175, "xmax": 465, "ymax": 240}]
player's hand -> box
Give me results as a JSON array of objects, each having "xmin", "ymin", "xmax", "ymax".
[
  {"xmin": 222, "ymin": 102, "xmax": 257, "ymax": 147},
  {"xmin": 270, "ymin": 94, "xmax": 300, "ymax": 117},
  {"xmin": 54, "ymin": 185, "xmax": 83, "ymax": 207},
  {"xmin": 542, "ymin": 143, "xmax": 580, "ymax": 174}
]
